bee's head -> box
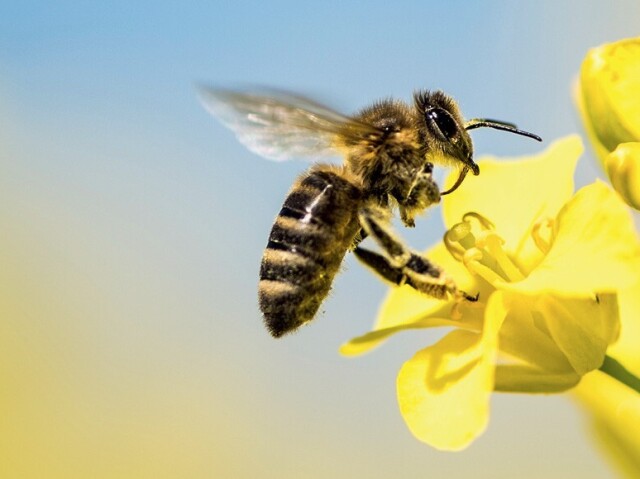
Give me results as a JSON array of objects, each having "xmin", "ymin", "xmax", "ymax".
[
  {"xmin": 414, "ymin": 90, "xmax": 478, "ymax": 177},
  {"xmin": 414, "ymin": 90, "xmax": 541, "ymax": 195}
]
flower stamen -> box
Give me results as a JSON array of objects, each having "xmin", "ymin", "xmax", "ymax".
[
  {"xmin": 445, "ymin": 212, "xmax": 526, "ymax": 285},
  {"xmin": 464, "ymin": 255, "xmax": 509, "ymax": 285},
  {"xmin": 531, "ymin": 217, "xmax": 554, "ymax": 254},
  {"xmin": 480, "ymin": 233, "xmax": 525, "ymax": 282},
  {"xmin": 462, "ymin": 212, "xmax": 495, "ymax": 230},
  {"xmin": 444, "ymin": 222, "xmax": 471, "ymax": 261}
]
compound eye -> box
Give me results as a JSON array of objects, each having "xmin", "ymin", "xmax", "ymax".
[{"xmin": 426, "ymin": 108, "xmax": 458, "ymax": 141}]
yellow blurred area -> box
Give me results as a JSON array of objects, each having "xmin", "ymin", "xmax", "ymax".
[
  {"xmin": 0, "ymin": 107, "xmax": 256, "ymax": 477},
  {"xmin": 0, "ymin": 220, "xmax": 223, "ymax": 478}
]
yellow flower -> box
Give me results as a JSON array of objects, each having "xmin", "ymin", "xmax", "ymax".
[
  {"xmin": 574, "ymin": 37, "xmax": 640, "ymax": 478},
  {"xmin": 577, "ymin": 36, "xmax": 640, "ymax": 210},
  {"xmin": 341, "ymin": 136, "xmax": 640, "ymax": 451}
]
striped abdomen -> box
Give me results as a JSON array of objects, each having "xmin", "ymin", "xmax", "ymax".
[{"xmin": 259, "ymin": 168, "xmax": 363, "ymax": 337}]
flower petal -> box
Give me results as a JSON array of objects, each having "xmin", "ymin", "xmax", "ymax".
[
  {"xmin": 574, "ymin": 79, "xmax": 611, "ymax": 163},
  {"xmin": 339, "ymin": 315, "xmax": 477, "ymax": 357},
  {"xmin": 340, "ymin": 242, "xmax": 483, "ymax": 356},
  {"xmin": 498, "ymin": 294, "xmax": 576, "ymax": 374},
  {"xmin": 442, "ymin": 136, "xmax": 582, "ymax": 272},
  {"xmin": 396, "ymin": 292, "xmax": 507, "ymax": 450},
  {"xmin": 494, "ymin": 365, "xmax": 580, "ymax": 393},
  {"xmin": 537, "ymin": 294, "xmax": 619, "ymax": 376},
  {"xmin": 504, "ymin": 181, "xmax": 640, "ymax": 295},
  {"xmin": 608, "ymin": 278, "xmax": 640, "ymax": 374},
  {"xmin": 374, "ymin": 243, "xmax": 476, "ymax": 330}
]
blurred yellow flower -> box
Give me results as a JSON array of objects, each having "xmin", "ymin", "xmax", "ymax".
[
  {"xmin": 341, "ymin": 136, "xmax": 640, "ymax": 450},
  {"xmin": 574, "ymin": 36, "xmax": 640, "ymax": 478},
  {"xmin": 577, "ymin": 36, "xmax": 640, "ymax": 210}
]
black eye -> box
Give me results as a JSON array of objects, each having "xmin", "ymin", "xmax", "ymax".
[{"xmin": 426, "ymin": 108, "xmax": 458, "ymax": 141}]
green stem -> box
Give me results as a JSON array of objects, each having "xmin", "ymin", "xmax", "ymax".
[{"xmin": 599, "ymin": 355, "xmax": 640, "ymax": 394}]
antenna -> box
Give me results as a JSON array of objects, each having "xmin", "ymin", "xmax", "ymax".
[
  {"xmin": 441, "ymin": 119, "xmax": 542, "ymax": 196},
  {"xmin": 465, "ymin": 118, "xmax": 542, "ymax": 142}
]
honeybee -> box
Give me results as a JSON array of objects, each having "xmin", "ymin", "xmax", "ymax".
[{"xmin": 200, "ymin": 87, "xmax": 540, "ymax": 337}]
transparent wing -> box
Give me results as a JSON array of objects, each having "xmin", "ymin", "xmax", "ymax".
[{"xmin": 199, "ymin": 87, "xmax": 380, "ymax": 162}]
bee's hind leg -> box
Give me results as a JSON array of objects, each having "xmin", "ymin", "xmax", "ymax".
[
  {"xmin": 355, "ymin": 206, "xmax": 476, "ymax": 301},
  {"xmin": 354, "ymin": 245, "xmax": 456, "ymax": 300}
]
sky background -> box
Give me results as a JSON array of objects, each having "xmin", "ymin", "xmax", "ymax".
[{"xmin": 1, "ymin": 1, "xmax": 639, "ymax": 478}]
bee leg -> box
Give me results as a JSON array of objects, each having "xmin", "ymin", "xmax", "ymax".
[
  {"xmin": 397, "ymin": 165, "xmax": 441, "ymax": 228},
  {"xmin": 350, "ymin": 227, "xmax": 368, "ymax": 250},
  {"xmin": 356, "ymin": 207, "xmax": 458, "ymax": 300},
  {"xmin": 357, "ymin": 206, "xmax": 410, "ymax": 267},
  {"xmin": 354, "ymin": 245, "xmax": 456, "ymax": 300},
  {"xmin": 353, "ymin": 246, "xmax": 406, "ymax": 285}
]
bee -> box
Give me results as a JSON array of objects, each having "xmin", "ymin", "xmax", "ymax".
[{"xmin": 200, "ymin": 87, "xmax": 541, "ymax": 337}]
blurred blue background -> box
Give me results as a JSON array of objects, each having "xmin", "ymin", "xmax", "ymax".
[{"xmin": 1, "ymin": 1, "xmax": 638, "ymax": 477}]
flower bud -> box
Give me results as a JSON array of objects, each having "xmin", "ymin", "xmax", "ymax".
[
  {"xmin": 605, "ymin": 142, "xmax": 640, "ymax": 210},
  {"xmin": 578, "ymin": 37, "xmax": 640, "ymax": 162}
]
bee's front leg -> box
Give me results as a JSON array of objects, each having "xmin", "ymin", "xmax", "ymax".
[{"xmin": 397, "ymin": 163, "xmax": 440, "ymax": 228}]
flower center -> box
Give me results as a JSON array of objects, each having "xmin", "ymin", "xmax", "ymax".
[{"xmin": 444, "ymin": 212, "xmax": 525, "ymax": 286}]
